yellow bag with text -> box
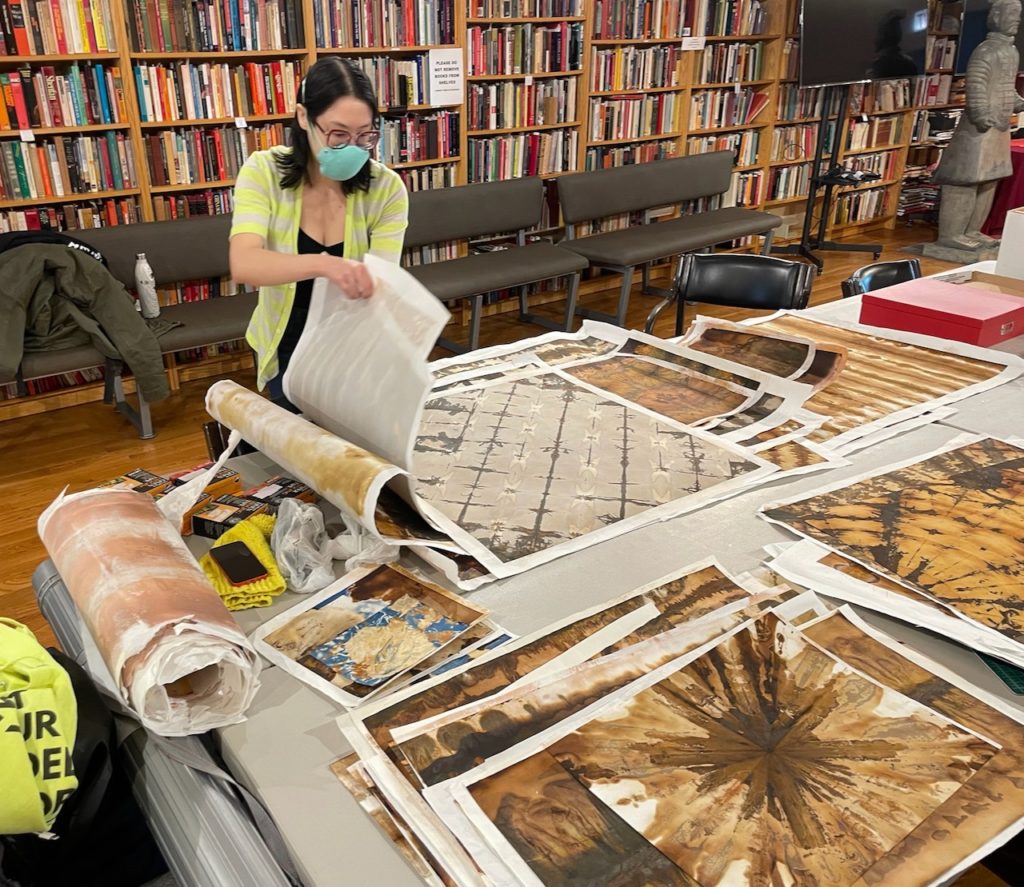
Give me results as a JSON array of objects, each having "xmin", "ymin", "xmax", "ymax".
[{"xmin": 0, "ymin": 618, "xmax": 78, "ymax": 834}]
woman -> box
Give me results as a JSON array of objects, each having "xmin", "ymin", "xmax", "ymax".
[{"xmin": 229, "ymin": 56, "xmax": 409, "ymax": 404}]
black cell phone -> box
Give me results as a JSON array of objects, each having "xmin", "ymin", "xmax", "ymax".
[{"xmin": 209, "ymin": 541, "xmax": 268, "ymax": 586}]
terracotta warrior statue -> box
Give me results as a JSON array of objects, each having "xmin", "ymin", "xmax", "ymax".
[{"xmin": 933, "ymin": 0, "xmax": 1024, "ymax": 249}]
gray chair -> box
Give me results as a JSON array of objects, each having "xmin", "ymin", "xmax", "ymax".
[
  {"xmin": 20, "ymin": 215, "xmax": 256, "ymax": 438},
  {"xmin": 556, "ymin": 152, "xmax": 784, "ymax": 327},
  {"xmin": 841, "ymin": 258, "xmax": 921, "ymax": 298},
  {"xmin": 405, "ymin": 178, "xmax": 589, "ymax": 353},
  {"xmin": 644, "ymin": 253, "xmax": 815, "ymax": 337}
]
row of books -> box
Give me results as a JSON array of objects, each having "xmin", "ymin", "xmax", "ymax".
[
  {"xmin": 134, "ymin": 61, "xmax": 300, "ymax": 123},
  {"xmin": 777, "ymin": 84, "xmax": 842, "ymax": 122},
  {"xmin": 0, "ymin": 367, "xmax": 103, "ymax": 400},
  {"xmin": 591, "ymin": 0, "xmax": 691, "ymax": 40},
  {"xmin": 468, "ymin": 77, "xmax": 577, "ymax": 129},
  {"xmin": 723, "ymin": 168, "xmax": 761, "ymax": 207},
  {"xmin": 781, "ymin": 38, "xmax": 798, "ymax": 81},
  {"xmin": 0, "ymin": 132, "xmax": 136, "ymax": 201},
  {"xmin": 590, "ymin": 44, "xmax": 681, "ymax": 93},
  {"xmin": 470, "ymin": 0, "xmax": 583, "ymax": 15},
  {"xmin": 0, "ymin": 0, "xmax": 115, "ymax": 56},
  {"xmin": 353, "ymin": 54, "xmax": 433, "ymax": 109},
  {"xmin": 404, "ymin": 240, "xmax": 459, "ymax": 267},
  {"xmin": 916, "ymin": 73, "xmax": 953, "ymax": 107},
  {"xmin": 0, "ymin": 63, "xmax": 124, "ymax": 131},
  {"xmin": 926, "ymin": 35, "xmax": 957, "ymax": 70},
  {"xmin": 467, "ymin": 127, "xmax": 577, "ymax": 181},
  {"xmin": 834, "ymin": 185, "xmax": 888, "ymax": 224},
  {"xmin": 156, "ymin": 275, "xmax": 241, "ymax": 306},
  {"xmin": 0, "ymin": 195, "xmax": 139, "ymax": 231},
  {"xmin": 152, "ymin": 186, "xmax": 233, "ymax": 220},
  {"xmin": 767, "ymin": 162, "xmax": 809, "ymax": 200},
  {"xmin": 588, "ymin": 92, "xmax": 677, "ymax": 143},
  {"xmin": 688, "ymin": 128, "xmax": 760, "ymax": 166},
  {"xmin": 312, "ymin": 0, "xmax": 455, "ymax": 50},
  {"xmin": 897, "ymin": 164, "xmax": 939, "ymax": 220},
  {"xmin": 379, "ymin": 109, "xmax": 459, "ymax": 165},
  {"xmin": 126, "ymin": 0, "xmax": 301, "ymax": 53},
  {"xmin": 770, "ymin": 122, "xmax": 830, "ymax": 162},
  {"xmin": 856, "ymin": 78, "xmax": 912, "ymax": 114},
  {"xmin": 145, "ymin": 122, "xmax": 287, "ymax": 186},
  {"xmin": 174, "ymin": 340, "xmax": 249, "ymax": 363},
  {"xmin": 584, "ymin": 137, "xmax": 676, "ymax": 170},
  {"xmin": 698, "ymin": 40, "xmax": 764, "ymax": 84},
  {"xmin": 847, "ymin": 115, "xmax": 902, "ymax": 151},
  {"xmin": 846, "ymin": 149, "xmax": 898, "ymax": 180},
  {"xmin": 396, "ymin": 162, "xmax": 457, "ymax": 192},
  {"xmin": 701, "ymin": 0, "xmax": 766, "ymax": 37},
  {"xmin": 689, "ymin": 86, "xmax": 768, "ymax": 130},
  {"xmin": 467, "ymin": 22, "xmax": 582, "ymax": 75}
]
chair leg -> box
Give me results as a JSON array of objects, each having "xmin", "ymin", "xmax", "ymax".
[
  {"xmin": 675, "ymin": 294, "xmax": 687, "ymax": 338},
  {"xmin": 643, "ymin": 295, "xmax": 673, "ymax": 334},
  {"xmin": 467, "ymin": 294, "xmax": 482, "ymax": 351},
  {"xmin": 106, "ymin": 358, "xmax": 156, "ymax": 439},
  {"xmin": 761, "ymin": 230, "xmax": 775, "ymax": 255},
  {"xmin": 615, "ymin": 267, "xmax": 634, "ymax": 327},
  {"xmin": 563, "ymin": 273, "xmax": 580, "ymax": 332},
  {"xmin": 641, "ymin": 263, "xmax": 651, "ymax": 294},
  {"xmin": 517, "ymin": 284, "xmax": 530, "ymax": 318}
]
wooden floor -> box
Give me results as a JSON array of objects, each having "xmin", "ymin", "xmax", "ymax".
[{"xmin": 0, "ymin": 224, "xmax": 1013, "ymax": 886}]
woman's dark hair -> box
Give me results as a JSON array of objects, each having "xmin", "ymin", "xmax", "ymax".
[{"xmin": 277, "ymin": 56, "xmax": 380, "ymax": 193}]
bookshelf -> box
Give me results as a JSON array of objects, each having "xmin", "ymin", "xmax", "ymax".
[{"xmin": 0, "ymin": 0, "xmax": 969, "ymax": 414}]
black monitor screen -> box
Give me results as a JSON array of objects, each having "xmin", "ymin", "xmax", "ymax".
[
  {"xmin": 956, "ymin": 0, "xmax": 1024, "ymax": 73},
  {"xmin": 801, "ymin": 0, "xmax": 930, "ymax": 87}
]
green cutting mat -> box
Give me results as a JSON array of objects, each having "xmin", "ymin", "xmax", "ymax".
[{"xmin": 978, "ymin": 653, "xmax": 1024, "ymax": 695}]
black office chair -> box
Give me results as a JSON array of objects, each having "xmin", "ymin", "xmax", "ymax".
[
  {"xmin": 841, "ymin": 258, "xmax": 921, "ymax": 298},
  {"xmin": 644, "ymin": 253, "xmax": 816, "ymax": 336}
]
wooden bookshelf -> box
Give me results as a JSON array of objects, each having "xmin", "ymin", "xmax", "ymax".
[{"xmin": 0, "ymin": 0, "xmax": 968, "ymax": 413}]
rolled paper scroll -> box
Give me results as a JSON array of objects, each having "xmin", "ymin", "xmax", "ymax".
[
  {"xmin": 206, "ymin": 379, "xmax": 405, "ymax": 529},
  {"xmin": 38, "ymin": 488, "xmax": 260, "ymax": 737}
]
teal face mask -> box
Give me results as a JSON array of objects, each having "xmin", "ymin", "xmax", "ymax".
[
  {"xmin": 317, "ymin": 143, "xmax": 370, "ymax": 181},
  {"xmin": 308, "ymin": 125, "xmax": 370, "ymax": 182}
]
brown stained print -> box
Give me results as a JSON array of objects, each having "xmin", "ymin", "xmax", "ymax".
[
  {"xmin": 619, "ymin": 340, "xmax": 760, "ymax": 389},
  {"xmin": 817, "ymin": 552, "xmax": 952, "ymax": 616},
  {"xmin": 362, "ymin": 565, "xmax": 756, "ymax": 759},
  {"xmin": 802, "ymin": 611, "xmax": 1024, "ymax": 887},
  {"xmin": 564, "ymin": 354, "xmax": 751, "ymax": 425},
  {"xmin": 397, "ymin": 565, "xmax": 767, "ymax": 787},
  {"xmin": 414, "ymin": 372, "xmax": 759, "ymax": 565},
  {"xmin": 469, "ymin": 752, "xmax": 696, "ymax": 887},
  {"xmin": 756, "ymin": 440, "xmax": 830, "ymax": 471},
  {"xmin": 686, "ymin": 325, "xmax": 812, "ymax": 378},
  {"xmin": 764, "ymin": 438, "xmax": 1024, "ymax": 641},
  {"xmin": 757, "ymin": 316, "xmax": 1005, "ymax": 443},
  {"xmin": 543, "ymin": 614, "xmax": 996, "ymax": 886},
  {"xmin": 431, "ymin": 337, "xmax": 619, "ymax": 381}
]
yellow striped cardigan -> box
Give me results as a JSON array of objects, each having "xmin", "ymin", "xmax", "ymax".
[{"xmin": 230, "ymin": 146, "xmax": 409, "ymax": 389}]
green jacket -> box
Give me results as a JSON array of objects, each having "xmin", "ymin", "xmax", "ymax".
[{"xmin": 0, "ymin": 245, "xmax": 169, "ymax": 401}]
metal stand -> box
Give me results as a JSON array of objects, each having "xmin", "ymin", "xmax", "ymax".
[{"xmin": 773, "ymin": 83, "xmax": 883, "ymax": 272}]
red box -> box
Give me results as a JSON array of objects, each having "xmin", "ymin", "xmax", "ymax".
[{"xmin": 859, "ymin": 277, "xmax": 1024, "ymax": 347}]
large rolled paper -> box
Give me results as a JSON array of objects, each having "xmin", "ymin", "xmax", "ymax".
[
  {"xmin": 38, "ymin": 488, "xmax": 260, "ymax": 736},
  {"xmin": 206, "ymin": 379, "xmax": 405, "ymax": 527}
]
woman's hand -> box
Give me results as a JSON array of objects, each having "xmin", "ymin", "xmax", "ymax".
[{"xmin": 316, "ymin": 255, "xmax": 374, "ymax": 299}]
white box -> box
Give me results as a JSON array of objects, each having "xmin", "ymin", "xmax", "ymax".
[{"xmin": 995, "ymin": 206, "xmax": 1024, "ymax": 279}]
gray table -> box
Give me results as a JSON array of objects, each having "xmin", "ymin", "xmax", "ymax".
[{"xmin": 36, "ymin": 297, "xmax": 1024, "ymax": 887}]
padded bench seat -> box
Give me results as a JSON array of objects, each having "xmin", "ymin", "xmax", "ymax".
[
  {"xmin": 409, "ymin": 242, "xmax": 587, "ymax": 303},
  {"xmin": 560, "ymin": 207, "xmax": 782, "ymax": 267}
]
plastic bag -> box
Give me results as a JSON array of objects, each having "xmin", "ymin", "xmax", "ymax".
[{"xmin": 271, "ymin": 498, "xmax": 400, "ymax": 594}]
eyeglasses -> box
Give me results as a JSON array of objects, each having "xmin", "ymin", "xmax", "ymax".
[{"xmin": 315, "ymin": 123, "xmax": 380, "ymax": 150}]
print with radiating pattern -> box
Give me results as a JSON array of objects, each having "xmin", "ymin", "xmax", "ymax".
[
  {"xmin": 363, "ymin": 565, "xmax": 758, "ymax": 760},
  {"xmin": 415, "ymin": 372, "xmax": 759, "ymax": 564},
  {"xmin": 396, "ymin": 566, "xmax": 771, "ymax": 786},
  {"xmin": 504, "ymin": 614, "xmax": 997, "ymax": 886},
  {"xmin": 431, "ymin": 337, "xmax": 619, "ymax": 381},
  {"xmin": 764, "ymin": 438, "xmax": 1024, "ymax": 641},
  {"xmin": 758, "ymin": 316, "xmax": 1004, "ymax": 443},
  {"xmin": 803, "ymin": 611, "xmax": 1024, "ymax": 887}
]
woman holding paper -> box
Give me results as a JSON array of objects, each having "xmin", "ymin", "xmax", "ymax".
[{"xmin": 229, "ymin": 57, "xmax": 409, "ymax": 404}]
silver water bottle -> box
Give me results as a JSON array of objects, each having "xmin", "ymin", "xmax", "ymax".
[{"xmin": 134, "ymin": 252, "xmax": 161, "ymax": 319}]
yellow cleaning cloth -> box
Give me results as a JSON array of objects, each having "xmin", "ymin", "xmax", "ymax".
[
  {"xmin": 200, "ymin": 514, "xmax": 286, "ymax": 611},
  {"xmin": 0, "ymin": 618, "xmax": 79, "ymax": 834}
]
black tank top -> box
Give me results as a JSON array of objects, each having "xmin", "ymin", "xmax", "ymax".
[{"xmin": 276, "ymin": 229, "xmax": 345, "ymax": 373}]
